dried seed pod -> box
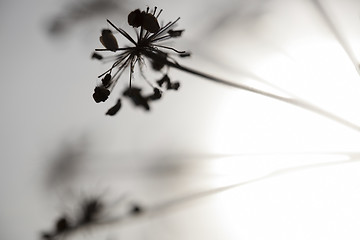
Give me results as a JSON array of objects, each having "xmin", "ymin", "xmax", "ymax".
[
  {"xmin": 106, "ymin": 99, "xmax": 122, "ymax": 116},
  {"xmin": 101, "ymin": 74, "xmax": 112, "ymax": 88},
  {"xmin": 123, "ymin": 87, "xmax": 150, "ymax": 111},
  {"xmin": 142, "ymin": 13, "xmax": 160, "ymax": 33},
  {"xmin": 179, "ymin": 52, "xmax": 191, "ymax": 58},
  {"xmin": 93, "ymin": 86, "xmax": 110, "ymax": 103},
  {"xmin": 55, "ymin": 216, "xmax": 70, "ymax": 233},
  {"xmin": 79, "ymin": 198, "xmax": 103, "ymax": 224},
  {"xmin": 91, "ymin": 52, "xmax": 103, "ymax": 60},
  {"xmin": 151, "ymin": 52, "xmax": 167, "ymax": 71},
  {"xmin": 156, "ymin": 74, "xmax": 170, "ymax": 87},
  {"xmin": 148, "ymin": 88, "xmax": 162, "ymax": 100},
  {"xmin": 168, "ymin": 29, "xmax": 184, "ymax": 37},
  {"xmin": 128, "ymin": 9, "xmax": 143, "ymax": 28},
  {"xmin": 100, "ymin": 29, "xmax": 118, "ymax": 52},
  {"xmin": 167, "ymin": 81, "xmax": 180, "ymax": 90}
]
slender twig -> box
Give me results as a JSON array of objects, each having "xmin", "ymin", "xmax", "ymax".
[
  {"xmin": 311, "ymin": 0, "xmax": 360, "ymax": 76},
  {"xmin": 73, "ymin": 153, "xmax": 360, "ymax": 233},
  {"xmin": 144, "ymin": 50, "xmax": 360, "ymax": 132}
]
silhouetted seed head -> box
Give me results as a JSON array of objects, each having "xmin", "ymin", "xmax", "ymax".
[
  {"xmin": 91, "ymin": 52, "xmax": 103, "ymax": 60},
  {"xmin": 93, "ymin": 7, "xmax": 189, "ymax": 113},
  {"xmin": 106, "ymin": 99, "xmax": 121, "ymax": 116},
  {"xmin": 101, "ymin": 73, "xmax": 112, "ymax": 88},
  {"xmin": 168, "ymin": 29, "xmax": 184, "ymax": 37},
  {"xmin": 93, "ymin": 86, "xmax": 110, "ymax": 103},
  {"xmin": 100, "ymin": 29, "xmax": 118, "ymax": 52}
]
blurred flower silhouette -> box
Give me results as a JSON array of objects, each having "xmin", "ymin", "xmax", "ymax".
[
  {"xmin": 92, "ymin": 7, "xmax": 190, "ymax": 114},
  {"xmin": 41, "ymin": 196, "xmax": 105, "ymax": 240}
]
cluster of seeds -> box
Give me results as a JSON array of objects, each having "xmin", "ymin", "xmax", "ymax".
[
  {"xmin": 41, "ymin": 197, "xmax": 145, "ymax": 240},
  {"xmin": 41, "ymin": 198, "xmax": 103, "ymax": 240},
  {"xmin": 92, "ymin": 7, "xmax": 190, "ymax": 115}
]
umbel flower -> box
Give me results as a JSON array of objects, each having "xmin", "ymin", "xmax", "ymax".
[
  {"xmin": 90, "ymin": 7, "xmax": 360, "ymax": 133},
  {"xmin": 92, "ymin": 7, "xmax": 190, "ymax": 115}
]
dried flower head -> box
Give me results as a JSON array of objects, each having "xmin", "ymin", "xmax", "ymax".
[
  {"xmin": 41, "ymin": 196, "xmax": 106, "ymax": 240},
  {"xmin": 92, "ymin": 7, "xmax": 190, "ymax": 115}
]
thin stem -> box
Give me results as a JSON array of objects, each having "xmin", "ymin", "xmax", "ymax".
[
  {"xmin": 153, "ymin": 44, "xmax": 186, "ymax": 54},
  {"xmin": 95, "ymin": 48, "xmax": 132, "ymax": 52},
  {"xmin": 71, "ymin": 153, "xmax": 360, "ymax": 233},
  {"xmin": 311, "ymin": 0, "xmax": 360, "ymax": 76},
  {"xmin": 107, "ymin": 19, "xmax": 137, "ymax": 46},
  {"xmin": 143, "ymin": 50, "xmax": 360, "ymax": 132},
  {"xmin": 149, "ymin": 155, "xmax": 360, "ymax": 215}
]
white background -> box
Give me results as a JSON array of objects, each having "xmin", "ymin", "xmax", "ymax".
[{"xmin": 1, "ymin": 0, "xmax": 360, "ymax": 239}]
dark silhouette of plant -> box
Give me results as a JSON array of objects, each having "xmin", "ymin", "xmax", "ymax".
[
  {"xmin": 39, "ymin": 3, "xmax": 360, "ymax": 240},
  {"xmin": 90, "ymin": 7, "xmax": 360, "ymax": 134},
  {"xmin": 92, "ymin": 7, "xmax": 189, "ymax": 114},
  {"xmin": 41, "ymin": 152, "xmax": 360, "ymax": 240},
  {"xmin": 41, "ymin": 195, "xmax": 146, "ymax": 240}
]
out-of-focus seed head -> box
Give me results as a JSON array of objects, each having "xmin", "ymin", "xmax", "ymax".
[{"xmin": 56, "ymin": 216, "xmax": 70, "ymax": 233}]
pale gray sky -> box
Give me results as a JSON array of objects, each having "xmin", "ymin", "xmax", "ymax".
[{"xmin": 1, "ymin": 0, "xmax": 360, "ymax": 239}]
